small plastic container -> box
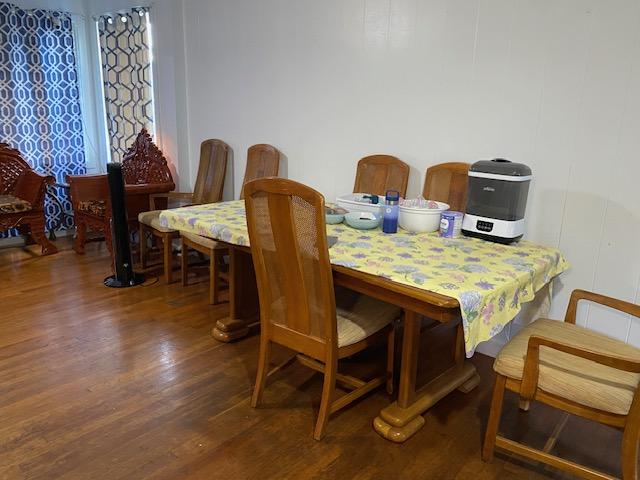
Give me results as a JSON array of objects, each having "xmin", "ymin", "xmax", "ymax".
[{"xmin": 440, "ymin": 211, "xmax": 464, "ymax": 238}]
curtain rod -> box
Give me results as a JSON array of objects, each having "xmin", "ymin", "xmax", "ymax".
[{"xmin": 91, "ymin": 2, "xmax": 154, "ymax": 22}]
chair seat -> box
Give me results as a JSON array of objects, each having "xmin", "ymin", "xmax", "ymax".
[
  {"xmin": 138, "ymin": 210, "xmax": 176, "ymax": 233},
  {"xmin": 494, "ymin": 318, "xmax": 640, "ymax": 415},
  {"xmin": 0, "ymin": 195, "xmax": 32, "ymax": 213},
  {"xmin": 335, "ymin": 289, "xmax": 400, "ymax": 348},
  {"xmin": 182, "ymin": 231, "xmax": 225, "ymax": 250}
]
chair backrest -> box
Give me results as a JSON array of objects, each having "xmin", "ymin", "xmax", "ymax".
[
  {"xmin": 353, "ymin": 154, "xmax": 410, "ymax": 198},
  {"xmin": 121, "ymin": 129, "xmax": 175, "ymax": 188},
  {"xmin": 192, "ymin": 139, "xmax": 230, "ymax": 205},
  {"xmin": 244, "ymin": 178, "xmax": 337, "ymax": 360},
  {"xmin": 240, "ymin": 144, "xmax": 280, "ymax": 199},
  {"xmin": 0, "ymin": 142, "xmax": 31, "ymax": 195},
  {"xmin": 423, "ymin": 162, "xmax": 470, "ymax": 212}
]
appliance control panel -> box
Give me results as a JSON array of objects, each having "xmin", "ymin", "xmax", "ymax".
[{"xmin": 476, "ymin": 220, "xmax": 494, "ymax": 232}]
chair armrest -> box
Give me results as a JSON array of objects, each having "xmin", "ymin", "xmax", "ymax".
[
  {"xmin": 520, "ymin": 334, "xmax": 640, "ymax": 400},
  {"xmin": 14, "ymin": 170, "xmax": 54, "ymax": 206},
  {"xmin": 564, "ymin": 289, "xmax": 640, "ymax": 324},
  {"xmin": 65, "ymin": 174, "xmax": 109, "ymax": 207},
  {"xmin": 124, "ymin": 183, "xmax": 174, "ymax": 196},
  {"xmin": 149, "ymin": 192, "xmax": 194, "ymax": 210}
]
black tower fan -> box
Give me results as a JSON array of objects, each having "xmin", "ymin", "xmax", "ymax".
[{"xmin": 104, "ymin": 162, "xmax": 145, "ymax": 288}]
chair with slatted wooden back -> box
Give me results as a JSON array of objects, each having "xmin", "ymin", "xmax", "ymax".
[
  {"xmin": 180, "ymin": 144, "xmax": 280, "ymax": 304},
  {"xmin": 245, "ymin": 177, "xmax": 400, "ymax": 440},
  {"xmin": 483, "ymin": 289, "xmax": 640, "ymax": 480},
  {"xmin": 423, "ymin": 162, "xmax": 470, "ymax": 212},
  {"xmin": 353, "ymin": 155, "xmax": 410, "ymax": 198},
  {"xmin": 138, "ymin": 139, "xmax": 229, "ymax": 283}
]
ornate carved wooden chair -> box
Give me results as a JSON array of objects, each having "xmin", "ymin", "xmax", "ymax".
[
  {"xmin": 483, "ymin": 289, "xmax": 640, "ymax": 479},
  {"xmin": 423, "ymin": 162, "xmax": 470, "ymax": 211},
  {"xmin": 138, "ymin": 139, "xmax": 230, "ymax": 284},
  {"xmin": 180, "ymin": 143, "xmax": 280, "ymax": 302},
  {"xmin": 0, "ymin": 143, "xmax": 57, "ymax": 255},
  {"xmin": 245, "ymin": 177, "xmax": 400, "ymax": 440},
  {"xmin": 353, "ymin": 154, "xmax": 410, "ymax": 198},
  {"xmin": 67, "ymin": 129, "xmax": 174, "ymax": 257}
]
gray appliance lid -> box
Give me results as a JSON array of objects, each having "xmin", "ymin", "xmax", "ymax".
[{"xmin": 470, "ymin": 158, "xmax": 532, "ymax": 176}]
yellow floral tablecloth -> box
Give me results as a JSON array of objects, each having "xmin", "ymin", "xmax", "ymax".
[{"xmin": 160, "ymin": 200, "xmax": 569, "ymax": 356}]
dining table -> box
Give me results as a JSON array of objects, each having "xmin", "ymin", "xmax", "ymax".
[{"xmin": 159, "ymin": 200, "xmax": 569, "ymax": 443}]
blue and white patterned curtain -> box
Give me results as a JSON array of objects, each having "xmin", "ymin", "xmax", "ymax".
[
  {"xmin": 97, "ymin": 8, "xmax": 154, "ymax": 162},
  {"xmin": 0, "ymin": 2, "xmax": 86, "ymax": 234}
]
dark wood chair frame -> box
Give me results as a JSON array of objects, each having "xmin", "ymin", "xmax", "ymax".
[
  {"xmin": 0, "ymin": 143, "xmax": 57, "ymax": 255},
  {"xmin": 67, "ymin": 129, "xmax": 174, "ymax": 259}
]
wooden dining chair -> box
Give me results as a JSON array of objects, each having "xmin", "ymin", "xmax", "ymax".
[
  {"xmin": 353, "ymin": 154, "xmax": 410, "ymax": 198},
  {"xmin": 483, "ymin": 289, "xmax": 640, "ymax": 480},
  {"xmin": 180, "ymin": 144, "xmax": 280, "ymax": 304},
  {"xmin": 244, "ymin": 177, "xmax": 400, "ymax": 440},
  {"xmin": 422, "ymin": 162, "xmax": 470, "ymax": 212},
  {"xmin": 138, "ymin": 139, "xmax": 229, "ymax": 283}
]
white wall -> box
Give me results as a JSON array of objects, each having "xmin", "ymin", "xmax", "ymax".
[{"xmin": 178, "ymin": 0, "xmax": 640, "ymax": 351}]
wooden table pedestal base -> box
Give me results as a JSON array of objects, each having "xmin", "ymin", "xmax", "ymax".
[
  {"xmin": 212, "ymin": 317, "xmax": 258, "ymax": 342},
  {"xmin": 373, "ymin": 362, "xmax": 480, "ymax": 443},
  {"xmin": 211, "ymin": 246, "xmax": 260, "ymax": 343}
]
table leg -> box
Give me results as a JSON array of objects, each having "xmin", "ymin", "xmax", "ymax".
[
  {"xmin": 212, "ymin": 246, "xmax": 260, "ymax": 342},
  {"xmin": 373, "ymin": 310, "xmax": 480, "ymax": 443}
]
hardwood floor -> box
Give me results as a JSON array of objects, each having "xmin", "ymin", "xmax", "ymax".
[{"xmin": 0, "ymin": 239, "xmax": 625, "ymax": 479}]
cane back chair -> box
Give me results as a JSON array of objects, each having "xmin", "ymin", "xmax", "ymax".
[{"xmin": 244, "ymin": 177, "xmax": 400, "ymax": 440}]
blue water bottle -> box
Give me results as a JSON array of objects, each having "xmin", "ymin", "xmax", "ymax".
[{"xmin": 382, "ymin": 190, "xmax": 399, "ymax": 234}]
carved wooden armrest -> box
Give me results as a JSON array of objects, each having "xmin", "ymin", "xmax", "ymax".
[
  {"xmin": 14, "ymin": 170, "xmax": 55, "ymax": 206},
  {"xmin": 124, "ymin": 183, "xmax": 173, "ymax": 197},
  {"xmin": 564, "ymin": 289, "xmax": 640, "ymax": 324},
  {"xmin": 520, "ymin": 335, "xmax": 640, "ymax": 401},
  {"xmin": 65, "ymin": 174, "xmax": 109, "ymax": 208},
  {"xmin": 149, "ymin": 192, "xmax": 194, "ymax": 210}
]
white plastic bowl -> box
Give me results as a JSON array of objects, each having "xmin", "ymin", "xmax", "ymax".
[{"xmin": 398, "ymin": 201, "xmax": 450, "ymax": 233}]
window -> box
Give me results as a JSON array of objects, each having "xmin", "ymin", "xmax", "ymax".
[{"xmin": 96, "ymin": 8, "xmax": 154, "ymax": 162}]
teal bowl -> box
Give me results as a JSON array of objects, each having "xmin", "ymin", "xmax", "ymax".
[
  {"xmin": 325, "ymin": 213, "xmax": 345, "ymax": 224},
  {"xmin": 344, "ymin": 212, "xmax": 381, "ymax": 230}
]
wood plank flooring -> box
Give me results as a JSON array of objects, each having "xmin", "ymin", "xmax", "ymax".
[{"xmin": 0, "ymin": 239, "xmax": 626, "ymax": 479}]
